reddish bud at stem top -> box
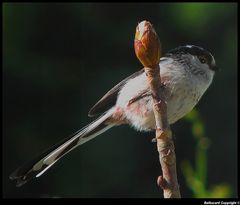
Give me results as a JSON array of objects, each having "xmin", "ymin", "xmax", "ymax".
[{"xmin": 134, "ymin": 20, "xmax": 161, "ymax": 67}]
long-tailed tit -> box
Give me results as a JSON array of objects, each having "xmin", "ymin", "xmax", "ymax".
[{"xmin": 10, "ymin": 44, "xmax": 218, "ymax": 187}]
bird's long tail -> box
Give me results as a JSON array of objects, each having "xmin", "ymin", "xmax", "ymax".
[{"xmin": 9, "ymin": 109, "xmax": 115, "ymax": 187}]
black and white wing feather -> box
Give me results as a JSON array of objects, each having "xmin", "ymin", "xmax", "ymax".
[{"xmin": 88, "ymin": 69, "xmax": 144, "ymax": 117}]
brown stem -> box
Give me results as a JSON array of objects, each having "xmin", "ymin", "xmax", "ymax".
[
  {"xmin": 144, "ymin": 65, "xmax": 181, "ymax": 198},
  {"xmin": 134, "ymin": 20, "xmax": 180, "ymax": 198}
]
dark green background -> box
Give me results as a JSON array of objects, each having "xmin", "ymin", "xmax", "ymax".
[{"xmin": 3, "ymin": 3, "xmax": 237, "ymax": 198}]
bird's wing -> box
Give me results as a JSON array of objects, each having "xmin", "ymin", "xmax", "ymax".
[
  {"xmin": 88, "ymin": 57, "xmax": 170, "ymax": 117},
  {"xmin": 88, "ymin": 69, "xmax": 144, "ymax": 117}
]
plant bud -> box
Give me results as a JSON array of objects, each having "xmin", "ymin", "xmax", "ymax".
[{"xmin": 134, "ymin": 20, "xmax": 161, "ymax": 67}]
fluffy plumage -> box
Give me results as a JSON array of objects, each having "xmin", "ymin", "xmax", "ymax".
[{"xmin": 10, "ymin": 45, "xmax": 216, "ymax": 187}]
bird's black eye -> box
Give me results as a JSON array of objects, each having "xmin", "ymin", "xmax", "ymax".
[{"xmin": 198, "ymin": 56, "xmax": 206, "ymax": 64}]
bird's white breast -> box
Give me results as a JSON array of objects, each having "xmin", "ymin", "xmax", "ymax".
[{"xmin": 116, "ymin": 61, "xmax": 212, "ymax": 131}]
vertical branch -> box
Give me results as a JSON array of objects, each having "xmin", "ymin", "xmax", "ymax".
[{"xmin": 134, "ymin": 20, "xmax": 181, "ymax": 198}]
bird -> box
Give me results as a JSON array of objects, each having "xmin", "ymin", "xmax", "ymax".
[{"xmin": 9, "ymin": 44, "xmax": 218, "ymax": 187}]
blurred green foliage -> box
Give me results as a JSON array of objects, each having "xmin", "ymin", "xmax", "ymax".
[
  {"xmin": 182, "ymin": 109, "xmax": 232, "ymax": 198},
  {"xmin": 3, "ymin": 3, "xmax": 237, "ymax": 198}
]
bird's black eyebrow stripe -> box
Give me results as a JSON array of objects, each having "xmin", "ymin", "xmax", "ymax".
[{"xmin": 166, "ymin": 45, "xmax": 212, "ymax": 64}]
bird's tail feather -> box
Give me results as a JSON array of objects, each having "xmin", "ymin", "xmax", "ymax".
[{"xmin": 9, "ymin": 109, "xmax": 114, "ymax": 187}]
